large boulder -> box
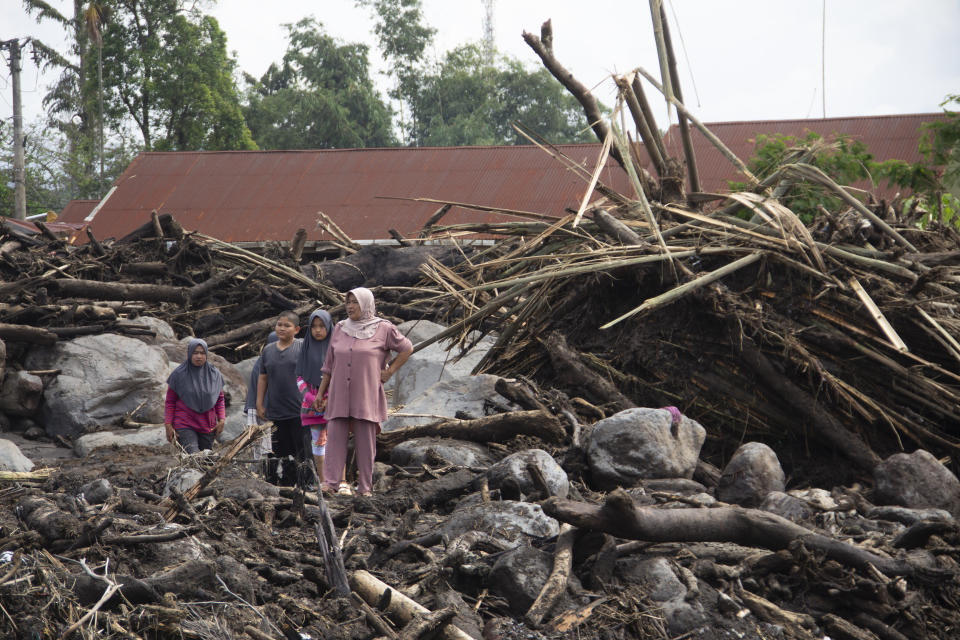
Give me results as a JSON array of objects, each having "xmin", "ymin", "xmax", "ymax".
[
  {"xmin": 73, "ymin": 426, "xmax": 167, "ymax": 457},
  {"xmin": 717, "ymin": 442, "xmax": 786, "ymax": 507},
  {"xmin": 873, "ymin": 449, "xmax": 960, "ymax": 518},
  {"xmin": 386, "ymin": 320, "xmax": 497, "ymax": 407},
  {"xmin": 26, "ymin": 334, "xmax": 170, "ymax": 439},
  {"xmin": 390, "ymin": 438, "xmax": 495, "ymax": 469},
  {"xmin": 0, "ymin": 438, "xmax": 34, "ymax": 472},
  {"xmin": 587, "ymin": 407, "xmax": 706, "ymax": 489},
  {"xmin": 382, "ymin": 373, "xmax": 515, "ymax": 431},
  {"xmin": 0, "ymin": 370, "xmax": 44, "ymax": 417},
  {"xmin": 487, "ymin": 449, "xmax": 569, "ymax": 499},
  {"xmin": 443, "ymin": 500, "xmax": 559, "ymax": 543}
]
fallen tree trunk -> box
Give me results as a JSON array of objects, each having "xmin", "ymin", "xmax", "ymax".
[
  {"xmin": 0, "ymin": 322, "xmax": 58, "ymax": 345},
  {"xmin": 204, "ymin": 303, "xmax": 314, "ymax": 347},
  {"xmin": 541, "ymin": 331, "xmax": 636, "ymax": 411},
  {"xmin": 542, "ymin": 490, "xmax": 944, "ymax": 579},
  {"xmin": 522, "ymin": 20, "xmax": 624, "ymax": 169},
  {"xmin": 378, "ymin": 410, "xmax": 565, "ymax": 453},
  {"xmin": 52, "ymin": 279, "xmax": 188, "ymax": 305}
]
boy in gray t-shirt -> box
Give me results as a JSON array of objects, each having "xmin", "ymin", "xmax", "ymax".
[{"xmin": 257, "ymin": 311, "xmax": 307, "ymax": 486}]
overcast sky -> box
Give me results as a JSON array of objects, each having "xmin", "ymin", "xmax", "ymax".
[{"xmin": 2, "ymin": 0, "xmax": 958, "ymax": 136}]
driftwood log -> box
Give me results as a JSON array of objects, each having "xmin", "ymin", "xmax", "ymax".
[
  {"xmin": 378, "ymin": 410, "xmax": 565, "ymax": 453},
  {"xmin": 350, "ymin": 570, "xmax": 473, "ymax": 640},
  {"xmin": 543, "ymin": 490, "xmax": 946, "ymax": 579}
]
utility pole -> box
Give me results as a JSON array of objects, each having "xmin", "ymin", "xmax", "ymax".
[{"xmin": 2, "ymin": 38, "xmax": 27, "ymax": 220}]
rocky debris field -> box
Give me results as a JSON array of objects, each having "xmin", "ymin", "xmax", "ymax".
[{"xmin": 2, "ymin": 127, "xmax": 960, "ymax": 638}]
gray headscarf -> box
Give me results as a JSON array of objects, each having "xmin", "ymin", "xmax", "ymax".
[
  {"xmin": 296, "ymin": 309, "xmax": 333, "ymax": 386},
  {"xmin": 167, "ymin": 338, "xmax": 224, "ymax": 413}
]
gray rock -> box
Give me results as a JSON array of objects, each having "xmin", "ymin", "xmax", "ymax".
[
  {"xmin": 0, "ymin": 370, "xmax": 44, "ymax": 417},
  {"xmin": 22, "ymin": 425, "xmax": 47, "ymax": 441},
  {"xmin": 163, "ymin": 469, "xmax": 204, "ymax": 497},
  {"xmin": 616, "ymin": 557, "xmax": 707, "ymax": 635},
  {"xmin": 382, "ymin": 373, "xmax": 516, "ymax": 431},
  {"xmin": 487, "ymin": 449, "xmax": 569, "ymax": 499},
  {"xmin": 489, "ymin": 544, "xmax": 553, "ymax": 614},
  {"xmin": 0, "ymin": 438, "xmax": 34, "ymax": 471},
  {"xmin": 443, "ymin": 500, "xmax": 560, "ymax": 543},
  {"xmin": 386, "ymin": 320, "xmax": 497, "ymax": 406},
  {"xmin": 79, "ymin": 478, "xmax": 114, "ymax": 504},
  {"xmin": 220, "ymin": 479, "xmax": 280, "ymax": 501},
  {"xmin": 874, "ymin": 449, "xmax": 960, "ymax": 518},
  {"xmin": 73, "ymin": 426, "xmax": 167, "ymax": 457},
  {"xmin": 390, "ymin": 438, "xmax": 494, "ymax": 468},
  {"xmin": 760, "ymin": 491, "xmax": 813, "ymax": 522},
  {"xmin": 587, "ymin": 407, "xmax": 706, "ymax": 489},
  {"xmin": 0, "ymin": 412, "xmax": 9, "ymax": 431},
  {"xmin": 128, "ymin": 316, "xmax": 177, "ymax": 343},
  {"xmin": 717, "ymin": 442, "xmax": 785, "ymax": 507},
  {"xmin": 26, "ymin": 334, "xmax": 170, "ymax": 438}
]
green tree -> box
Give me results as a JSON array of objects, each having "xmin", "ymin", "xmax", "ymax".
[
  {"xmin": 355, "ymin": 0, "xmax": 435, "ymax": 144},
  {"xmin": 99, "ymin": 0, "xmax": 255, "ymax": 151},
  {"xmin": 408, "ymin": 44, "xmax": 594, "ymax": 147},
  {"xmin": 23, "ymin": 0, "xmax": 109, "ymax": 198},
  {"xmin": 242, "ymin": 18, "xmax": 394, "ymax": 149}
]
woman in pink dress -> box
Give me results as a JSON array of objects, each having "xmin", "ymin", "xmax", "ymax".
[{"xmin": 315, "ymin": 288, "xmax": 413, "ymax": 496}]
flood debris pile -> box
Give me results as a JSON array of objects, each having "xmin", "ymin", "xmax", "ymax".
[{"xmin": 411, "ymin": 155, "xmax": 960, "ymax": 483}]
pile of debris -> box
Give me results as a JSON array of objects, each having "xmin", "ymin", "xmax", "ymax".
[{"xmin": 1, "ymin": 21, "xmax": 959, "ymax": 634}]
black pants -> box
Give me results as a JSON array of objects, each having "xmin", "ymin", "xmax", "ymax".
[
  {"xmin": 175, "ymin": 428, "xmax": 215, "ymax": 454},
  {"xmin": 268, "ymin": 417, "xmax": 312, "ymax": 487}
]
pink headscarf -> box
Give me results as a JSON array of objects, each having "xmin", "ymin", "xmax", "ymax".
[{"xmin": 338, "ymin": 287, "xmax": 382, "ymax": 339}]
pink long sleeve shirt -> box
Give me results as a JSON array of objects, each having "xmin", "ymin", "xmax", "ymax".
[
  {"xmin": 321, "ymin": 322, "xmax": 413, "ymax": 424},
  {"xmin": 165, "ymin": 388, "xmax": 226, "ymax": 434}
]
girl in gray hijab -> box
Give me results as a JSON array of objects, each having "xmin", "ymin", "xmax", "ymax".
[
  {"xmin": 296, "ymin": 309, "xmax": 334, "ymax": 485},
  {"xmin": 165, "ymin": 338, "xmax": 225, "ymax": 454}
]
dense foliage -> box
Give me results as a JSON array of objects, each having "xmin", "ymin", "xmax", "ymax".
[{"xmin": 242, "ymin": 18, "xmax": 394, "ymax": 150}]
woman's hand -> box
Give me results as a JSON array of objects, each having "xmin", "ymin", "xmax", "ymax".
[
  {"xmin": 164, "ymin": 423, "xmax": 175, "ymax": 443},
  {"xmin": 214, "ymin": 420, "xmax": 225, "ymax": 436},
  {"xmin": 380, "ymin": 367, "xmax": 393, "ymax": 383}
]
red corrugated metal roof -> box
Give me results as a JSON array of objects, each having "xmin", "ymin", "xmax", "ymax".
[
  {"xmin": 60, "ymin": 145, "xmax": 631, "ymax": 243},
  {"xmin": 655, "ymin": 112, "xmax": 945, "ymax": 196},
  {"xmin": 59, "ymin": 199, "xmax": 99, "ymax": 221},
  {"xmin": 59, "ymin": 114, "xmax": 946, "ymax": 243}
]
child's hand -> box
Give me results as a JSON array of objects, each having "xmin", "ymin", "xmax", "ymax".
[{"xmin": 256, "ymin": 404, "xmax": 266, "ymax": 420}]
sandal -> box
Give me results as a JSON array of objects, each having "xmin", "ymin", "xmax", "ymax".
[{"xmin": 337, "ymin": 483, "xmax": 353, "ymax": 496}]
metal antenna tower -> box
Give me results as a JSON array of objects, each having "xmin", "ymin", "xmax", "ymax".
[{"xmin": 482, "ymin": 0, "xmax": 495, "ymax": 64}]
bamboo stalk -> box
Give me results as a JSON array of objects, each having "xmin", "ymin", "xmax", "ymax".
[
  {"xmin": 848, "ymin": 276, "xmax": 909, "ymax": 352},
  {"xmin": 781, "ymin": 163, "xmax": 918, "ymax": 252},
  {"xmin": 658, "ymin": 1, "xmax": 701, "ymax": 193},
  {"xmin": 916, "ymin": 306, "xmax": 960, "ymax": 365},
  {"xmin": 633, "ymin": 65, "xmax": 760, "ymax": 188},
  {"xmin": 573, "ymin": 132, "xmax": 612, "ymax": 227},
  {"xmin": 600, "ymin": 252, "xmax": 763, "ymax": 329},
  {"xmin": 616, "ymin": 75, "xmax": 665, "ymax": 177}
]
